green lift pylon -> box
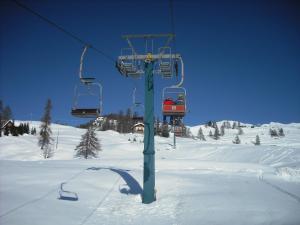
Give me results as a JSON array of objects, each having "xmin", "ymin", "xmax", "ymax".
[
  {"xmin": 142, "ymin": 56, "xmax": 156, "ymax": 203},
  {"xmin": 116, "ymin": 34, "xmax": 182, "ymax": 204}
]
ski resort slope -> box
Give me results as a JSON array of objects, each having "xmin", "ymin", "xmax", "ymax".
[{"xmin": 0, "ymin": 121, "xmax": 300, "ymax": 225}]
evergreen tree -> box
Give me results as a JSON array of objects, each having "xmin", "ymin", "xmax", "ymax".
[
  {"xmin": 225, "ymin": 121, "xmax": 232, "ymax": 129},
  {"xmin": 213, "ymin": 125, "xmax": 220, "ymax": 140},
  {"xmin": 185, "ymin": 127, "xmax": 192, "ymax": 138},
  {"xmin": 197, "ymin": 127, "xmax": 206, "ymax": 141},
  {"xmin": 269, "ymin": 128, "xmax": 278, "ymax": 137},
  {"xmin": 11, "ymin": 125, "xmax": 19, "ymax": 136},
  {"xmin": 75, "ymin": 126, "xmax": 101, "ymax": 159},
  {"xmin": 278, "ymin": 128, "xmax": 285, "ymax": 137},
  {"xmin": 220, "ymin": 124, "xmax": 225, "ymax": 136},
  {"xmin": 117, "ymin": 110, "xmax": 124, "ymax": 133},
  {"xmin": 254, "ymin": 135, "xmax": 260, "ymax": 145},
  {"xmin": 238, "ymin": 127, "xmax": 244, "ymax": 135},
  {"xmin": 161, "ymin": 124, "xmax": 169, "ymax": 138},
  {"xmin": 31, "ymin": 127, "xmax": 37, "ymax": 135},
  {"xmin": 233, "ymin": 135, "xmax": 241, "ymax": 144},
  {"xmin": 24, "ymin": 123, "xmax": 30, "ymax": 134},
  {"xmin": 232, "ymin": 122, "xmax": 237, "ymax": 129},
  {"xmin": 4, "ymin": 126, "xmax": 9, "ymax": 136},
  {"xmin": 38, "ymin": 99, "xmax": 54, "ymax": 159},
  {"xmin": 18, "ymin": 123, "xmax": 24, "ymax": 135}
]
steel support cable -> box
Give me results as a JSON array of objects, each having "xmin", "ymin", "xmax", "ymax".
[{"xmin": 11, "ymin": 0, "xmax": 115, "ymax": 63}]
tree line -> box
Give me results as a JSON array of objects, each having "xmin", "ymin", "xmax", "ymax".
[{"xmin": 0, "ymin": 100, "xmax": 37, "ymax": 137}]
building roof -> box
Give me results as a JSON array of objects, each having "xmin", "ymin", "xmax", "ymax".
[
  {"xmin": 1, "ymin": 120, "xmax": 14, "ymax": 129},
  {"xmin": 132, "ymin": 123, "xmax": 144, "ymax": 128}
]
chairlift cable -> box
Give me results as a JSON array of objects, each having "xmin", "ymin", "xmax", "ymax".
[{"xmin": 11, "ymin": 0, "xmax": 115, "ymax": 62}]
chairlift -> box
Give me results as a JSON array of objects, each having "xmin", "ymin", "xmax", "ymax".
[
  {"xmin": 71, "ymin": 45, "xmax": 103, "ymax": 118},
  {"xmin": 117, "ymin": 48, "xmax": 143, "ymax": 78},
  {"xmin": 162, "ymin": 86, "xmax": 186, "ymax": 117},
  {"xmin": 58, "ymin": 182, "xmax": 78, "ymax": 201},
  {"xmin": 71, "ymin": 80, "xmax": 102, "ymax": 118},
  {"xmin": 158, "ymin": 47, "xmax": 173, "ymax": 78}
]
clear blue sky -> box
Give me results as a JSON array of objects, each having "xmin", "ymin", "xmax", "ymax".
[{"xmin": 0, "ymin": 0, "xmax": 299, "ymax": 126}]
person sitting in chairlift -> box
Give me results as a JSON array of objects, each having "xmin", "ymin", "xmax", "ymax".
[
  {"xmin": 175, "ymin": 94, "xmax": 185, "ymax": 105},
  {"xmin": 164, "ymin": 97, "xmax": 175, "ymax": 105}
]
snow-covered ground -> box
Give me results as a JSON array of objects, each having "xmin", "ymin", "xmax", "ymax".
[{"xmin": 0, "ymin": 121, "xmax": 300, "ymax": 225}]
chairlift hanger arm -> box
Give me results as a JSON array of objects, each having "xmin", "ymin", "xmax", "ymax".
[
  {"xmin": 79, "ymin": 45, "xmax": 89, "ymax": 80},
  {"xmin": 159, "ymin": 35, "xmax": 175, "ymax": 55},
  {"xmin": 125, "ymin": 38, "xmax": 138, "ymax": 56}
]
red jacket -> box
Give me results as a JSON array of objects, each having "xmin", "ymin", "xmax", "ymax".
[{"xmin": 164, "ymin": 99, "xmax": 174, "ymax": 105}]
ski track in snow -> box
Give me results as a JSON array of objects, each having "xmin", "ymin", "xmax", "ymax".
[
  {"xmin": 0, "ymin": 167, "xmax": 87, "ymax": 219},
  {"xmin": 260, "ymin": 176, "xmax": 300, "ymax": 204},
  {"xmin": 79, "ymin": 174, "xmax": 122, "ymax": 225}
]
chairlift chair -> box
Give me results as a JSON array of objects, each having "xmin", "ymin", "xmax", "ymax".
[
  {"xmin": 71, "ymin": 45, "xmax": 103, "ymax": 118},
  {"xmin": 158, "ymin": 47, "xmax": 173, "ymax": 78},
  {"xmin": 162, "ymin": 86, "xmax": 186, "ymax": 117},
  {"xmin": 58, "ymin": 183, "xmax": 78, "ymax": 201},
  {"xmin": 117, "ymin": 48, "xmax": 143, "ymax": 78},
  {"xmin": 71, "ymin": 82, "xmax": 102, "ymax": 118}
]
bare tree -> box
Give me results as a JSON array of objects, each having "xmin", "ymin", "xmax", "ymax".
[
  {"xmin": 38, "ymin": 99, "xmax": 53, "ymax": 158},
  {"xmin": 75, "ymin": 126, "xmax": 101, "ymax": 159}
]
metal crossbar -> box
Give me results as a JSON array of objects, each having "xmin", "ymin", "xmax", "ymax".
[{"xmin": 118, "ymin": 54, "xmax": 180, "ymax": 61}]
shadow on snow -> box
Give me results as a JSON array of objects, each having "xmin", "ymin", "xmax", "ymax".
[{"xmin": 87, "ymin": 167, "xmax": 142, "ymax": 195}]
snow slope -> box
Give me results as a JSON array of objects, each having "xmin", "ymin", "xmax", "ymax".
[{"xmin": 0, "ymin": 121, "xmax": 300, "ymax": 225}]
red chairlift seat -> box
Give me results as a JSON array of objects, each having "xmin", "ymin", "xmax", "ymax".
[
  {"xmin": 162, "ymin": 87, "xmax": 186, "ymax": 117},
  {"xmin": 162, "ymin": 104, "xmax": 186, "ymax": 116}
]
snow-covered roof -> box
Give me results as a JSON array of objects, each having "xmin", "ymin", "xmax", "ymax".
[
  {"xmin": 1, "ymin": 120, "xmax": 13, "ymax": 129},
  {"xmin": 132, "ymin": 123, "xmax": 144, "ymax": 128}
]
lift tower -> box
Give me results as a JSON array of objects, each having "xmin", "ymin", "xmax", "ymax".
[{"xmin": 116, "ymin": 34, "xmax": 181, "ymax": 204}]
